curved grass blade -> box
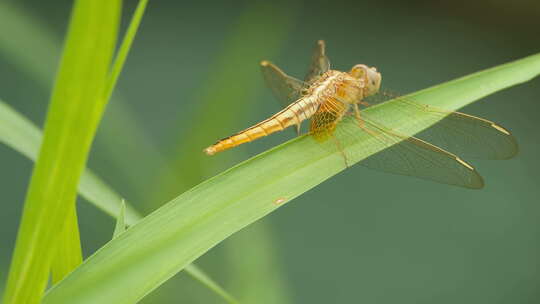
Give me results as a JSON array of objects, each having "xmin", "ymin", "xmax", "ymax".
[
  {"xmin": 104, "ymin": 0, "xmax": 147, "ymax": 103},
  {"xmin": 0, "ymin": 0, "xmax": 165, "ymax": 214},
  {"xmin": 224, "ymin": 221, "xmax": 291, "ymax": 304},
  {"xmin": 0, "ymin": 100, "xmax": 238, "ymax": 304},
  {"xmin": 0, "ymin": 1, "xmax": 238, "ymax": 301},
  {"xmin": 51, "ymin": 209, "xmax": 83, "ymax": 284},
  {"xmin": 113, "ymin": 200, "xmax": 127, "ymax": 238},
  {"xmin": 2, "ymin": 1, "xmax": 121, "ymax": 303},
  {"xmin": 43, "ymin": 53, "xmax": 540, "ymax": 304},
  {"xmin": 185, "ymin": 265, "xmax": 240, "ymax": 304},
  {"xmin": 0, "ymin": 100, "xmax": 140, "ymax": 223},
  {"xmin": 50, "ymin": 0, "xmax": 149, "ymax": 284}
]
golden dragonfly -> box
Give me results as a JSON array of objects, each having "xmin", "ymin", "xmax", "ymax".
[{"xmin": 204, "ymin": 40, "xmax": 518, "ymax": 189}]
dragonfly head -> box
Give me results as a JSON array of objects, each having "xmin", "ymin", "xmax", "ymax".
[{"xmin": 349, "ymin": 64, "xmax": 381, "ymax": 97}]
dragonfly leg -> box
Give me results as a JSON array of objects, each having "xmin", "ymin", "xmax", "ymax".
[
  {"xmin": 353, "ymin": 104, "xmax": 365, "ymax": 128},
  {"xmin": 330, "ymin": 133, "xmax": 350, "ymax": 168},
  {"xmin": 353, "ymin": 103, "xmax": 386, "ymax": 139},
  {"xmin": 358, "ymin": 100, "xmax": 370, "ymax": 107}
]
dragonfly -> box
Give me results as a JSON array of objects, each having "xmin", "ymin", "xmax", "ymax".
[{"xmin": 204, "ymin": 40, "xmax": 518, "ymax": 189}]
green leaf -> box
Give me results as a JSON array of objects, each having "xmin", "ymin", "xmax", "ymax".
[
  {"xmin": 0, "ymin": 100, "xmax": 240, "ymax": 304},
  {"xmin": 0, "ymin": 0, "xmax": 240, "ymax": 299},
  {"xmin": 224, "ymin": 221, "xmax": 291, "ymax": 304},
  {"xmin": 43, "ymin": 53, "xmax": 540, "ymax": 303},
  {"xmin": 113, "ymin": 200, "xmax": 127, "ymax": 238},
  {"xmin": 50, "ymin": 0, "xmax": 149, "ymax": 283},
  {"xmin": 0, "ymin": 1, "xmax": 168, "ymax": 202},
  {"xmin": 183, "ymin": 265, "xmax": 240, "ymax": 304},
  {"xmin": 104, "ymin": 0, "xmax": 148, "ymax": 103},
  {"xmin": 2, "ymin": 1, "xmax": 121, "ymax": 303},
  {"xmin": 51, "ymin": 210, "xmax": 83, "ymax": 284},
  {"xmin": 0, "ymin": 100, "xmax": 141, "ymax": 224}
]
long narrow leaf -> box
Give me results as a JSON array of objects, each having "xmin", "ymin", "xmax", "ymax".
[
  {"xmin": 2, "ymin": 1, "xmax": 121, "ymax": 303},
  {"xmin": 104, "ymin": 0, "xmax": 148, "ymax": 102},
  {"xmin": 0, "ymin": 1, "xmax": 238, "ymax": 301},
  {"xmin": 184, "ymin": 265, "xmax": 239, "ymax": 304},
  {"xmin": 0, "ymin": 99, "xmax": 239, "ymax": 304},
  {"xmin": 51, "ymin": 211, "xmax": 83, "ymax": 284},
  {"xmin": 0, "ymin": 1, "xmax": 170, "ymax": 202},
  {"xmin": 57, "ymin": 3, "xmax": 150, "ymax": 278},
  {"xmin": 113, "ymin": 200, "xmax": 127, "ymax": 238},
  {"xmin": 43, "ymin": 53, "xmax": 540, "ymax": 304},
  {"xmin": 225, "ymin": 221, "xmax": 291, "ymax": 304},
  {"xmin": 52, "ymin": 196, "xmax": 83, "ymax": 283},
  {"xmin": 0, "ymin": 100, "xmax": 141, "ymax": 223}
]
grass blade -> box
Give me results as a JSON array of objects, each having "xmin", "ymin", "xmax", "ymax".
[
  {"xmin": 0, "ymin": 99, "xmax": 240, "ymax": 303},
  {"xmin": 0, "ymin": 1, "xmax": 239, "ymax": 301},
  {"xmin": 105, "ymin": 0, "xmax": 148, "ymax": 102},
  {"xmin": 51, "ymin": 211, "xmax": 83, "ymax": 284},
  {"xmin": 183, "ymin": 265, "xmax": 240, "ymax": 304},
  {"xmin": 4, "ymin": 99, "xmax": 231, "ymax": 303},
  {"xmin": 0, "ymin": 0, "xmax": 241, "ymax": 300},
  {"xmin": 0, "ymin": 1, "xmax": 169, "ymax": 202},
  {"xmin": 43, "ymin": 52, "xmax": 540, "ymax": 304},
  {"xmin": 113, "ymin": 200, "xmax": 127, "ymax": 238},
  {"xmin": 224, "ymin": 221, "xmax": 291, "ymax": 304},
  {"xmin": 2, "ymin": 0, "xmax": 121, "ymax": 303},
  {"xmin": 47, "ymin": 0, "xmax": 148, "ymax": 283},
  {"xmin": 0, "ymin": 100, "xmax": 141, "ymax": 223},
  {"xmin": 1, "ymin": 86, "xmax": 244, "ymax": 304}
]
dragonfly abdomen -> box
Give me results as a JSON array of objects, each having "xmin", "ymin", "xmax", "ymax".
[{"xmin": 204, "ymin": 97, "xmax": 319, "ymax": 155}]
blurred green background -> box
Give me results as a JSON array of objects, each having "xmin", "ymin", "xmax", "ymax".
[{"xmin": 1, "ymin": 0, "xmax": 539, "ymax": 303}]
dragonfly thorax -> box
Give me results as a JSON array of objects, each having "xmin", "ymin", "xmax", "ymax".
[{"xmin": 306, "ymin": 70, "xmax": 366, "ymax": 105}]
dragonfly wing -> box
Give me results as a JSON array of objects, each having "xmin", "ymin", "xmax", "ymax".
[
  {"xmin": 309, "ymin": 97, "xmax": 347, "ymax": 141},
  {"xmin": 305, "ymin": 40, "xmax": 331, "ymax": 84},
  {"xmin": 260, "ymin": 60, "xmax": 306, "ymax": 107},
  {"xmin": 355, "ymin": 116, "xmax": 485, "ymax": 189},
  {"xmin": 370, "ymin": 95, "xmax": 518, "ymax": 160}
]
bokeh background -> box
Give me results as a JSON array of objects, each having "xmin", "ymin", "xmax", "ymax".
[{"xmin": 1, "ymin": 0, "xmax": 540, "ymax": 303}]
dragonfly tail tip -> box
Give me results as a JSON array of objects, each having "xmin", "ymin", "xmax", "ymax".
[{"xmin": 204, "ymin": 146, "xmax": 216, "ymax": 156}]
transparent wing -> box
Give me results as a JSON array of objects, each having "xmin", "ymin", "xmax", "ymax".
[
  {"xmin": 260, "ymin": 60, "xmax": 306, "ymax": 107},
  {"xmin": 366, "ymin": 92, "xmax": 519, "ymax": 160},
  {"xmin": 309, "ymin": 97, "xmax": 347, "ymax": 141},
  {"xmin": 304, "ymin": 40, "xmax": 331, "ymax": 84},
  {"xmin": 335, "ymin": 116, "xmax": 485, "ymax": 189}
]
